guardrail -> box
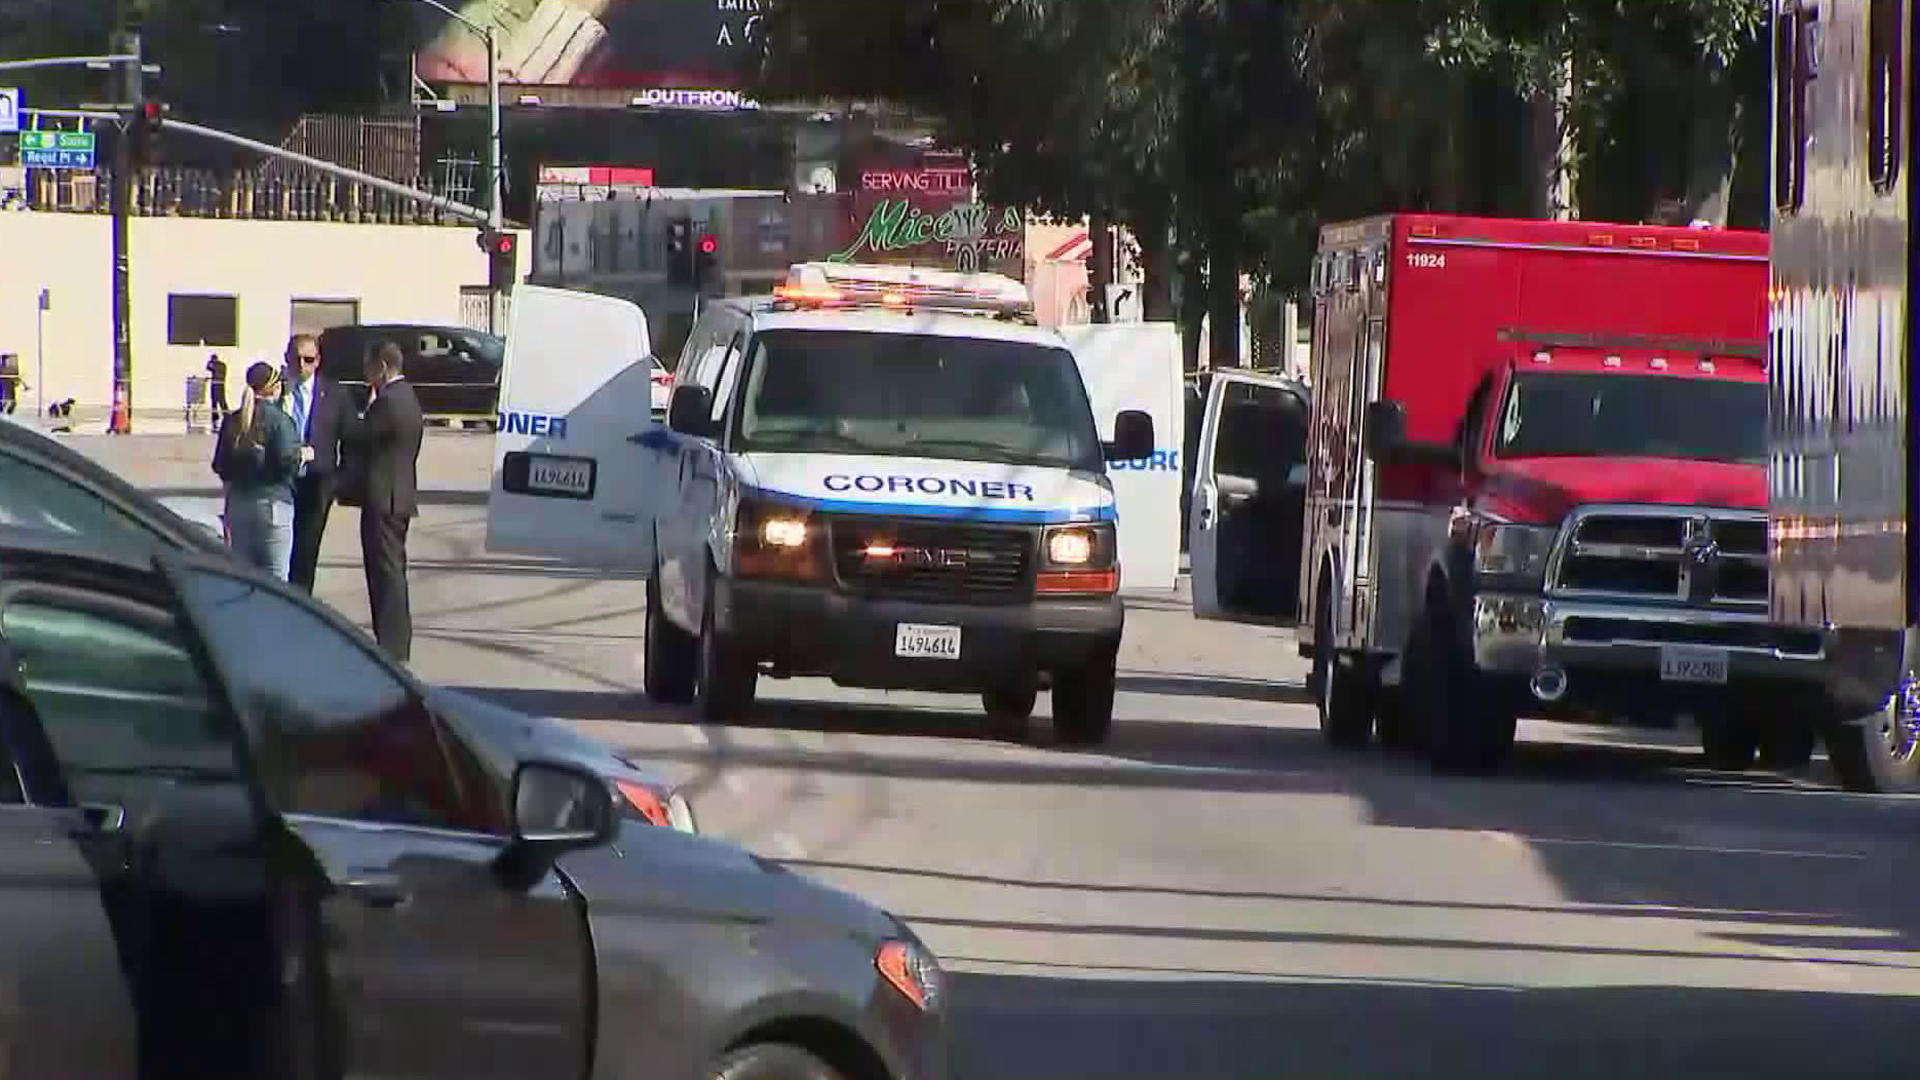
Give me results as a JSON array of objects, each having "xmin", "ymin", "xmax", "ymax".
[{"xmin": 11, "ymin": 165, "xmax": 477, "ymax": 225}]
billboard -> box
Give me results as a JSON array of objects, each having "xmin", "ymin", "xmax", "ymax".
[{"xmin": 417, "ymin": 0, "xmax": 758, "ymax": 89}]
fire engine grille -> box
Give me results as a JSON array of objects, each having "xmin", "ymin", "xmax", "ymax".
[
  {"xmin": 1551, "ymin": 511, "xmax": 1767, "ymax": 606},
  {"xmin": 827, "ymin": 515, "xmax": 1035, "ymax": 603}
]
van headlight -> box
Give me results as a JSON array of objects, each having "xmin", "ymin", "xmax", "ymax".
[
  {"xmin": 1037, "ymin": 522, "xmax": 1119, "ymax": 594},
  {"xmin": 733, "ymin": 497, "xmax": 823, "ymax": 582}
]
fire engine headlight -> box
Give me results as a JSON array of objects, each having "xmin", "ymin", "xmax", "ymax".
[{"xmin": 1472, "ymin": 520, "xmax": 1558, "ymax": 586}]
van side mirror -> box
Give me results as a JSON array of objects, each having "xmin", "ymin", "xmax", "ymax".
[
  {"xmin": 1106, "ymin": 410, "xmax": 1155, "ymax": 462},
  {"xmin": 668, "ymin": 384, "xmax": 716, "ymax": 436}
]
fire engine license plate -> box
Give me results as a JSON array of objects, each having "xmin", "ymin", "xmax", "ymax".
[
  {"xmin": 895, "ymin": 624, "xmax": 962, "ymax": 660},
  {"xmin": 525, "ymin": 454, "xmax": 594, "ymax": 497},
  {"xmin": 1660, "ymin": 645, "xmax": 1730, "ymax": 685}
]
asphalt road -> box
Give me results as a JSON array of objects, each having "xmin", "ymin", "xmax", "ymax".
[{"xmin": 82, "ymin": 431, "xmax": 1920, "ymax": 1080}]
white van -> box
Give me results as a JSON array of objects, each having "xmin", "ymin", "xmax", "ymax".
[{"xmin": 486, "ymin": 263, "xmax": 1157, "ymax": 743}]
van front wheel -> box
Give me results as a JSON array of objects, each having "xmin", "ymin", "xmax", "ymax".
[{"xmin": 1052, "ymin": 647, "xmax": 1118, "ymax": 747}]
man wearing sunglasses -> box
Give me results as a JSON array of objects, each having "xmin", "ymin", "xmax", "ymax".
[{"xmin": 281, "ymin": 333, "xmax": 349, "ymax": 593}]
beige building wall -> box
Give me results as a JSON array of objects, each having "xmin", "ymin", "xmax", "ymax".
[{"xmin": 0, "ymin": 214, "xmax": 528, "ymax": 428}]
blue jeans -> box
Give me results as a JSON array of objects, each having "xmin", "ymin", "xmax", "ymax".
[{"xmin": 224, "ymin": 492, "xmax": 293, "ymax": 581}]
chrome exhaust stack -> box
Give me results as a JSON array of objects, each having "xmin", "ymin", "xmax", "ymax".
[{"xmin": 1530, "ymin": 665, "xmax": 1569, "ymax": 704}]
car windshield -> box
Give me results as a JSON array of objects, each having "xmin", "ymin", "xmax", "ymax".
[
  {"xmin": 736, "ymin": 329, "xmax": 1104, "ymax": 471},
  {"xmin": 1492, "ymin": 372, "xmax": 1766, "ymax": 464}
]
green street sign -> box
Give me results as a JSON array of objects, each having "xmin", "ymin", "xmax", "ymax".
[{"xmin": 19, "ymin": 130, "xmax": 96, "ymax": 152}]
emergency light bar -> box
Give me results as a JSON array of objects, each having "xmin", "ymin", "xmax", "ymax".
[{"xmin": 773, "ymin": 262, "xmax": 1037, "ymax": 321}]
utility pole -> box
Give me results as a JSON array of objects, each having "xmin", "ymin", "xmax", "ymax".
[
  {"xmin": 108, "ymin": 20, "xmax": 141, "ymax": 434},
  {"xmin": 485, "ymin": 25, "xmax": 504, "ymax": 336}
]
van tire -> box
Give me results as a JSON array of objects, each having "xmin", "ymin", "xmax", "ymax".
[
  {"xmin": 1409, "ymin": 604, "xmax": 1515, "ymax": 774},
  {"xmin": 1313, "ymin": 586, "xmax": 1374, "ymax": 749},
  {"xmin": 1052, "ymin": 646, "xmax": 1118, "ymax": 746},
  {"xmin": 644, "ymin": 569, "xmax": 696, "ymax": 704},
  {"xmin": 1825, "ymin": 683, "xmax": 1920, "ymax": 793},
  {"xmin": 695, "ymin": 573, "xmax": 757, "ymax": 724},
  {"xmin": 983, "ymin": 684, "xmax": 1037, "ymax": 741}
]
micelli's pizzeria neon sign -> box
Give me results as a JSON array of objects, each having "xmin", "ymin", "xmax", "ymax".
[{"xmin": 832, "ymin": 199, "xmax": 1025, "ymax": 272}]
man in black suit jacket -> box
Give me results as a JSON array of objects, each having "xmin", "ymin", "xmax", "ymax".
[
  {"xmin": 359, "ymin": 341, "xmax": 425, "ymax": 663},
  {"xmin": 282, "ymin": 334, "xmax": 349, "ymax": 594}
]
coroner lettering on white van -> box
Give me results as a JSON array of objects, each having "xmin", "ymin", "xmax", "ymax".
[{"xmin": 822, "ymin": 474, "xmax": 1039, "ymax": 501}]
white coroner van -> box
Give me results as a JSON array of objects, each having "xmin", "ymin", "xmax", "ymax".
[{"xmin": 486, "ymin": 263, "xmax": 1158, "ymax": 743}]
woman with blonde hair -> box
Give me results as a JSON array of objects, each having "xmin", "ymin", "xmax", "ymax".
[{"xmin": 211, "ymin": 361, "xmax": 305, "ymax": 579}]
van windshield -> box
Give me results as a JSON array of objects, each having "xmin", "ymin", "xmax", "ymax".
[
  {"xmin": 1493, "ymin": 372, "xmax": 1766, "ymax": 464},
  {"xmin": 736, "ymin": 329, "xmax": 1105, "ymax": 471}
]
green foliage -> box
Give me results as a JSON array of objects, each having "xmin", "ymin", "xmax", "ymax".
[{"xmin": 750, "ymin": 0, "xmax": 1775, "ymax": 301}]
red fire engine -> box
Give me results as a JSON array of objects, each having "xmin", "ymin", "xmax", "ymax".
[{"xmin": 1191, "ymin": 213, "xmax": 1833, "ymax": 776}]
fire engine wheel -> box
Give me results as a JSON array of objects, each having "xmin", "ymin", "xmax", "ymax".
[
  {"xmin": 1407, "ymin": 606, "xmax": 1516, "ymax": 775},
  {"xmin": 1312, "ymin": 588, "xmax": 1374, "ymax": 749},
  {"xmin": 1825, "ymin": 674, "xmax": 1920, "ymax": 795},
  {"xmin": 644, "ymin": 568, "xmax": 697, "ymax": 705},
  {"xmin": 1697, "ymin": 714, "xmax": 1759, "ymax": 772},
  {"xmin": 695, "ymin": 573, "xmax": 758, "ymax": 724},
  {"xmin": 1755, "ymin": 716, "xmax": 1818, "ymax": 771}
]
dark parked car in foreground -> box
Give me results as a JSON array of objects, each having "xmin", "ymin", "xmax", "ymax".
[
  {"xmin": 0, "ymin": 414, "xmax": 691, "ymax": 830},
  {"xmin": 0, "ymin": 529, "xmax": 946, "ymax": 1080}
]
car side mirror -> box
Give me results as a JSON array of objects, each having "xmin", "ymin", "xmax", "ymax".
[
  {"xmin": 668, "ymin": 384, "xmax": 716, "ymax": 436},
  {"xmin": 496, "ymin": 761, "xmax": 617, "ymax": 888},
  {"xmin": 1105, "ymin": 409, "xmax": 1155, "ymax": 462}
]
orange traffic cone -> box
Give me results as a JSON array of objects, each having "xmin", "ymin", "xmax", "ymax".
[{"xmin": 110, "ymin": 383, "xmax": 130, "ymax": 434}]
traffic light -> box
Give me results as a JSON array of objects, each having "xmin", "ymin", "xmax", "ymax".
[
  {"xmin": 694, "ymin": 232, "xmax": 719, "ymax": 293},
  {"xmin": 666, "ymin": 218, "xmax": 691, "ymax": 285},
  {"xmin": 128, "ymin": 100, "xmax": 165, "ymax": 165},
  {"xmin": 479, "ymin": 228, "xmax": 518, "ymax": 293}
]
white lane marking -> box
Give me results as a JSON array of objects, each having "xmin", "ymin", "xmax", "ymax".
[
  {"xmin": 1523, "ymin": 836, "xmax": 1867, "ymax": 860},
  {"xmin": 1478, "ymin": 830, "xmax": 1527, "ymax": 850},
  {"xmin": 771, "ymin": 832, "xmax": 807, "ymax": 858},
  {"xmin": 682, "ymin": 724, "xmax": 710, "ymax": 747}
]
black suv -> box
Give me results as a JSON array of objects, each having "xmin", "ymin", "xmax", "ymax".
[{"xmin": 317, "ymin": 324, "xmax": 504, "ymax": 420}]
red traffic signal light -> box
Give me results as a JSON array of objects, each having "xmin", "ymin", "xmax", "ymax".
[
  {"xmin": 493, "ymin": 232, "xmax": 517, "ymax": 256},
  {"xmin": 698, "ymin": 233, "xmax": 718, "ymax": 255},
  {"xmin": 476, "ymin": 228, "xmax": 517, "ymax": 256},
  {"xmin": 141, "ymin": 101, "xmax": 162, "ymax": 122}
]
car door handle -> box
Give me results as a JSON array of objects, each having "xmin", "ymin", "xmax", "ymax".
[{"xmin": 341, "ymin": 878, "xmax": 410, "ymax": 910}]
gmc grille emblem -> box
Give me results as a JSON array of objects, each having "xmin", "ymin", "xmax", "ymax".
[{"xmin": 869, "ymin": 546, "xmax": 971, "ymax": 569}]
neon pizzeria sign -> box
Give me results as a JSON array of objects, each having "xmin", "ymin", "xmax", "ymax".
[{"xmin": 832, "ymin": 199, "xmax": 1024, "ymax": 273}]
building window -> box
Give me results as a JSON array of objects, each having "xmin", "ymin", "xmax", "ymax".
[
  {"xmin": 290, "ymin": 298, "xmax": 360, "ymax": 340},
  {"xmin": 167, "ymin": 294, "xmax": 238, "ymax": 347},
  {"xmin": 1868, "ymin": 0, "xmax": 1903, "ymax": 193}
]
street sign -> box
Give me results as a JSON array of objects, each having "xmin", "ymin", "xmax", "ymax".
[
  {"xmin": 19, "ymin": 129, "xmax": 96, "ymax": 169},
  {"xmin": 0, "ymin": 87, "xmax": 19, "ymax": 133}
]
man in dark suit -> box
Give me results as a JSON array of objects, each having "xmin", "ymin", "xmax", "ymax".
[
  {"xmin": 282, "ymin": 334, "xmax": 348, "ymax": 594},
  {"xmin": 359, "ymin": 341, "xmax": 424, "ymax": 663}
]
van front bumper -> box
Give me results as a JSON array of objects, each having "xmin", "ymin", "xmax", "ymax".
[
  {"xmin": 713, "ymin": 578, "xmax": 1123, "ymax": 691},
  {"xmin": 1469, "ymin": 593, "xmax": 1831, "ymax": 716}
]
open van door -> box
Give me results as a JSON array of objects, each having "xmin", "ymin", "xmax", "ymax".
[
  {"xmin": 486, "ymin": 285, "xmax": 663, "ymax": 569},
  {"xmin": 1189, "ymin": 370, "xmax": 1310, "ymax": 623}
]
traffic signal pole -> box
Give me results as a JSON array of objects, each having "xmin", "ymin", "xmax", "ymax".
[{"xmin": 108, "ymin": 28, "xmax": 140, "ymax": 434}]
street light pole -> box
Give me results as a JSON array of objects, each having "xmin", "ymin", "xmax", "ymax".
[
  {"xmin": 485, "ymin": 25, "xmax": 504, "ymax": 336},
  {"xmin": 390, "ymin": 0, "xmax": 507, "ymax": 335}
]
